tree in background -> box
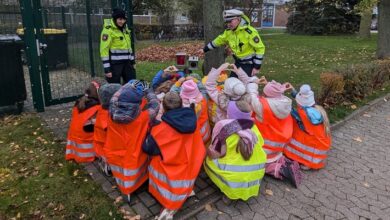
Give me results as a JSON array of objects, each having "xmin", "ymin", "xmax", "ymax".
[
  {"xmin": 202, "ymin": 0, "xmax": 224, "ymax": 74},
  {"xmin": 286, "ymin": 0, "xmax": 360, "ymax": 35},
  {"xmin": 377, "ymin": 0, "xmax": 390, "ymax": 59},
  {"xmin": 355, "ymin": 0, "xmax": 377, "ymax": 38}
]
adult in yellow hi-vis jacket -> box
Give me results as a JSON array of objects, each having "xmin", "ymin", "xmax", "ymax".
[
  {"xmin": 100, "ymin": 8, "xmax": 135, "ymax": 84},
  {"xmin": 202, "ymin": 9, "xmax": 265, "ymax": 77}
]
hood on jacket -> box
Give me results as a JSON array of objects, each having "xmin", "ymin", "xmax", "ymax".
[
  {"xmin": 162, "ymin": 107, "xmax": 197, "ymax": 134},
  {"xmin": 267, "ymin": 96, "xmax": 292, "ymax": 119}
]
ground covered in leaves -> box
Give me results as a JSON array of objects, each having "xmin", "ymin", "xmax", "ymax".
[{"xmin": 0, "ymin": 114, "xmax": 124, "ymax": 219}]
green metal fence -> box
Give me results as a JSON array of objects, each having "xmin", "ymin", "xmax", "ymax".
[{"xmin": 0, "ymin": 0, "xmax": 135, "ymax": 111}]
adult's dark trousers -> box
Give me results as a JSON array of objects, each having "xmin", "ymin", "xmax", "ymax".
[
  {"xmin": 106, "ymin": 60, "xmax": 136, "ymax": 84},
  {"xmin": 230, "ymin": 62, "xmax": 256, "ymax": 78}
]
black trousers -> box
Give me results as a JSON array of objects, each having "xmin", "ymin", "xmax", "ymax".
[
  {"xmin": 230, "ymin": 62, "xmax": 255, "ymax": 78},
  {"xmin": 106, "ymin": 60, "xmax": 136, "ymax": 84}
]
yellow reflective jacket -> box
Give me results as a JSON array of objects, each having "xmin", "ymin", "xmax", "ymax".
[
  {"xmin": 100, "ymin": 18, "xmax": 134, "ymax": 73},
  {"xmin": 204, "ymin": 125, "xmax": 267, "ymax": 200},
  {"xmin": 204, "ymin": 15, "xmax": 265, "ymax": 69}
]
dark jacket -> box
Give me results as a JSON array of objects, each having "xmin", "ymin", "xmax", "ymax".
[{"xmin": 142, "ymin": 107, "xmax": 196, "ymax": 156}]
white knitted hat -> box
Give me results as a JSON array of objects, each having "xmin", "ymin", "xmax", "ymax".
[
  {"xmin": 223, "ymin": 77, "xmax": 246, "ymax": 100},
  {"xmin": 296, "ymin": 84, "xmax": 315, "ymax": 107}
]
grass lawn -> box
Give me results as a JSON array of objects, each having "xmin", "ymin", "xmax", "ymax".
[
  {"xmin": 67, "ymin": 33, "xmax": 389, "ymax": 122},
  {"xmin": 0, "ymin": 115, "xmax": 124, "ymax": 219}
]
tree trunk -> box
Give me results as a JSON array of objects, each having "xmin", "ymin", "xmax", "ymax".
[
  {"xmin": 202, "ymin": 0, "xmax": 225, "ymax": 74},
  {"xmin": 358, "ymin": 8, "xmax": 372, "ymax": 38},
  {"xmin": 377, "ymin": 0, "xmax": 390, "ymax": 59}
]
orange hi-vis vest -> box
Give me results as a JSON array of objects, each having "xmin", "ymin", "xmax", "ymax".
[
  {"xmin": 148, "ymin": 121, "xmax": 206, "ymax": 210},
  {"xmin": 284, "ymin": 106, "xmax": 331, "ymax": 169},
  {"xmin": 93, "ymin": 106, "xmax": 109, "ymax": 160},
  {"xmin": 253, "ymin": 97, "xmax": 293, "ymax": 162},
  {"xmin": 66, "ymin": 105, "xmax": 99, "ymax": 163},
  {"xmin": 104, "ymin": 103, "xmax": 150, "ymax": 195},
  {"xmin": 197, "ymin": 99, "xmax": 211, "ymax": 145}
]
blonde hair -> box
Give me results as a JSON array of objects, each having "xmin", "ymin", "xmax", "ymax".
[
  {"xmin": 314, "ymin": 105, "xmax": 331, "ymax": 136},
  {"xmin": 235, "ymin": 99, "xmax": 254, "ymax": 161}
]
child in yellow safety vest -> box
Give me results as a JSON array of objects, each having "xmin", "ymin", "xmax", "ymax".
[{"xmin": 204, "ymin": 100, "xmax": 267, "ymax": 204}]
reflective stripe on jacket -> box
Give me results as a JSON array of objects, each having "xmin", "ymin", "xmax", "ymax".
[
  {"xmin": 100, "ymin": 18, "xmax": 134, "ymax": 73},
  {"xmin": 66, "ymin": 105, "xmax": 99, "ymax": 163},
  {"xmin": 148, "ymin": 120, "xmax": 206, "ymax": 210},
  {"xmin": 104, "ymin": 102, "xmax": 150, "ymax": 195},
  {"xmin": 253, "ymin": 97, "xmax": 293, "ymax": 163},
  {"xmin": 204, "ymin": 125, "xmax": 266, "ymax": 200},
  {"xmin": 284, "ymin": 106, "xmax": 331, "ymax": 169},
  {"xmin": 205, "ymin": 16, "xmax": 265, "ymax": 69}
]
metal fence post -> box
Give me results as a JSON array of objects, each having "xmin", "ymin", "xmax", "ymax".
[
  {"xmin": 61, "ymin": 6, "xmax": 66, "ymax": 29},
  {"xmin": 19, "ymin": 0, "xmax": 45, "ymax": 112},
  {"xmin": 43, "ymin": 8, "xmax": 48, "ymax": 28},
  {"xmin": 86, "ymin": 0, "xmax": 95, "ymax": 77},
  {"xmin": 127, "ymin": 0, "xmax": 135, "ymax": 54}
]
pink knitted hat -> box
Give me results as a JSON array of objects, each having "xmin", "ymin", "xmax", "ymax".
[
  {"xmin": 180, "ymin": 80, "xmax": 203, "ymax": 105},
  {"xmin": 263, "ymin": 80, "xmax": 286, "ymax": 98}
]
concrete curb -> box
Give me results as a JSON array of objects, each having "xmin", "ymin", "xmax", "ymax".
[{"xmin": 331, "ymin": 93, "xmax": 390, "ymax": 131}]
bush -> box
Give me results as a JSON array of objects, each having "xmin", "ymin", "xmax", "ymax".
[
  {"xmin": 318, "ymin": 72, "xmax": 344, "ymax": 107},
  {"xmin": 318, "ymin": 59, "xmax": 390, "ymax": 107}
]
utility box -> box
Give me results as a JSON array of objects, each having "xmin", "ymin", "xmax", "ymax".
[
  {"xmin": 17, "ymin": 28, "xmax": 68, "ymax": 70},
  {"xmin": 0, "ymin": 35, "xmax": 27, "ymax": 113}
]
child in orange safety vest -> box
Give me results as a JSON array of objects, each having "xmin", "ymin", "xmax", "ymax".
[
  {"xmin": 65, "ymin": 80, "xmax": 101, "ymax": 163},
  {"xmin": 143, "ymin": 92, "xmax": 206, "ymax": 220},
  {"xmin": 105, "ymin": 80, "xmax": 159, "ymax": 202},
  {"xmin": 284, "ymin": 84, "xmax": 331, "ymax": 170},
  {"xmin": 93, "ymin": 83, "xmax": 121, "ymax": 176}
]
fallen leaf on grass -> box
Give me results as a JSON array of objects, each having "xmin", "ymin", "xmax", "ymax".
[
  {"xmin": 73, "ymin": 170, "xmax": 79, "ymax": 176},
  {"xmin": 49, "ymin": 173, "xmax": 54, "ymax": 177},
  {"xmin": 114, "ymin": 196, "xmax": 123, "ymax": 204},
  {"xmin": 353, "ymin": 137, "xmax": 363, "ymax": 142},
  {"xmin": 108, "ymin": 211, "xmax": 112, "ymax": 216},
  {"xmin": 350, "ymin": 105, "xmax": 357, "ymax": 110},
  {"xmin": 363, "ymin": 114, "xmax": 371, "ymax": 118},
  {"xmin": 265, "ymin": 189, "xmax": 273, "ymax": 196},
  {"xmin": 79, "ymin": 213, "xmax": 85, "ymax": 219},
  {"xmin": 124, "ymin": 215, "xmax": 141, "ymax": 220},
  {"xmin": 58, "ymin": 203, "xmax": 65, "ymax": 211},
  {"xmin": 205, "ymin": 203, "xmax": 213, "ymax": 211}
]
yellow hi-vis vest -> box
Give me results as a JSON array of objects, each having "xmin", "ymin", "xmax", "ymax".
[
  {"xmin": 100, "ymin": 18, "xmax": 134, "ymax": 73},
  {"xmin": 204, "ymin": 125, "xmax": 266, "ymax": 200},
  {"xmin": 205, "ymin": 15, "xmax": 265, "ymax": 69}
]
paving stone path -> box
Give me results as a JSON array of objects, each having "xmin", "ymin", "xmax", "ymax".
[
  {"xmin": 195, "ymin": 99, "xmax": 390, "ymax": 220},
  {"xmin": 37, "ymin": 98, "xmax": 390, "ymax": 220}
]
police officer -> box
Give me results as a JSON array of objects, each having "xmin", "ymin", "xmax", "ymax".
[
  {"xmin": 100, "ymin": 8, "xmax": 135, "ymax": 84},
  {"xmin": 201, "ymin": 9, "xmax": 265, "ymax": 77}
]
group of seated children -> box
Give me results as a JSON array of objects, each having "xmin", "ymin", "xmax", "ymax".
[{"xmin": 65, "ymin": 63, "xmax": 331, "ymax": 219}]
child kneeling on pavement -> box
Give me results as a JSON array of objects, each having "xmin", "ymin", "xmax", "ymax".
[
  {"xmin": 144, "ymin": 92, "xmax": 206, "ymax": 220},
  {"xmin": 204, "ymin": 100, "xmax": 267, "ymax": 204},
  {"xmin": 284, "ymin": 84, "xmax": 332, "ymax": 170}
]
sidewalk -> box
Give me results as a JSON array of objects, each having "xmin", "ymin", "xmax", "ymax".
[
  {"xmin": 195, "ymin": 98, "xmax": 390, "ymax": 220},
  {"xmin": 38, "ymin": 97, "xmax": 390, "ymax": 219}
]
